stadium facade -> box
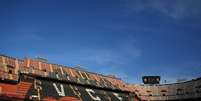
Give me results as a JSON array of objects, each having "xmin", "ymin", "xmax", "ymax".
[{"xmin": 0, "ymin": 55, "xmax": 200, "ymax": 101}]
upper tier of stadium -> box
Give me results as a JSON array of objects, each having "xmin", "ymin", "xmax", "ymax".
[
  {"xmin": 0, "ymin": 54, "xmax": 130, "ymax": 92},
  {"xmin": 0, "ymin": 54, "xmax": 200, "ymax": 101}
]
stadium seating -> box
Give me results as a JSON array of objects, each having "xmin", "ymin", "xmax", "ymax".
[
  {"xmin": 129, "ymin": 77, "xmax": 201, "ymax": 101},
  {"xmin": 16, "ymin": 57, "xmax": 132, "ymax": 92},
  {"xmin": 0, "ymin": 54, "xmax": 201, "ymax": 101}
]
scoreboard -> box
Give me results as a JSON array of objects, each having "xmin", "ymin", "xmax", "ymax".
[{"xmin": 142, "ymin": 76, "xmax": 160, "ymax": 84}]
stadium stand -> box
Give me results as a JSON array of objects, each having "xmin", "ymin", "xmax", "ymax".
[
  {"xmin": 128, "ymin": 78, "xmax": 201, "ymax": 101},
  {"xmin": 0, "ymin": 54, "xmax": 200, "ymax": 101},
  {"xmin": 0, "ymin": 55, "xmax": 136, "ymax": 101}
]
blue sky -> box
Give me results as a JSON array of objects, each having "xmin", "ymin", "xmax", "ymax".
[{"xmin": 0, "ymin": 0, "xmax": 201, "ymax": 84}]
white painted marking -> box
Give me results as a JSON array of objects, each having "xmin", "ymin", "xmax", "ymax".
[
  {"xmin": 53, "ymin": 83, "xmax": 65, "ymax": 96},
  {"xmin": 113, "ymin": 93, "xmax": 123, "ymax": 101},
  {"xmin": 86, "ymin": 88, "xmax": 101, "ymax": 101}
]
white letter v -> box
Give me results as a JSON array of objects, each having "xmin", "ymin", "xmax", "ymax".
[{"xmin": 53, "ymin": 83, "xmax": 65, "ymax": 96}]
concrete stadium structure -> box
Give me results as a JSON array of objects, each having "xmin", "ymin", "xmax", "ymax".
[{"xmin": 0, "ymin": 54, "xmax": 200, "ymax": 101}]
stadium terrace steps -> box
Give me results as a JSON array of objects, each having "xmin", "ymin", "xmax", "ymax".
[
  {"xmin": 17, "ymin": 82, "xmax": 32, "ymax": 97},
  {"xmin": 0, "ymin": 55, "xmax": 137, "ymax": 101}
]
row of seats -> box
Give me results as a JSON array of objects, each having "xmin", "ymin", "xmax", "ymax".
[
  {"xmin": 128, "ymin": 78, "xmax": 201, "ymax": 101},
  {"xmin": 0, "ymin": 55, "xmax": 129, "ymax": 92},
  {"xmin": 0, "ymin": 81, "xmax": 26, "ymax": 101}
]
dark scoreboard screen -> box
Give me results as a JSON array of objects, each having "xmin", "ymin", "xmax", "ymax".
[{"xmin": 142, "ymin": 76, "xmax": 160, "ymax": 84}]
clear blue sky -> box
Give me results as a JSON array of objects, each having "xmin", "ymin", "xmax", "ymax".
[{"xmin": 0, "ymin": 0, "xmax": 201, "ymax": 84}]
